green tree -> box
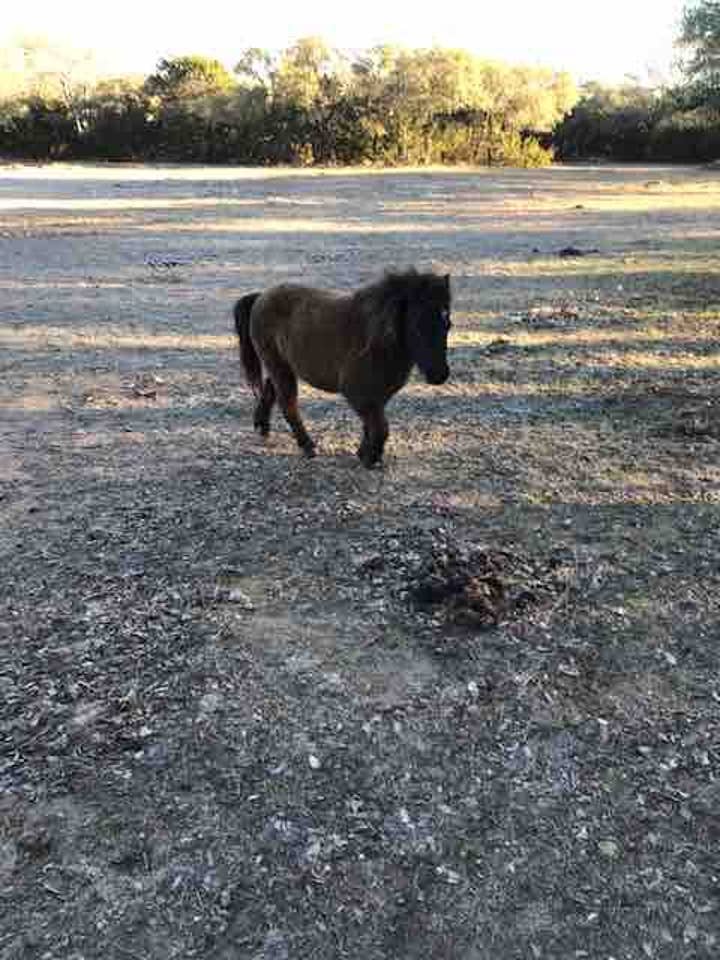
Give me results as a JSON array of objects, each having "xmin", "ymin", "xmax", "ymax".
[
  {"xmin": 553, "ymin": 83, "xmax": 659, "ymax": 160},
  {"xmin": 144, "ymin": 55, "xmax": 235, "ymax": 101},
  {"xmin": 273, "ymin": 37, "xmax": 347, "ymax": 108},
  {"xmin": 678, "ymin": 1, "xmax": 720, "ymax": 110},
  {"xmin": 234, "ymin": 47, "xmax": 275, "ymax": 93},
  {"xmin": 79, "ymin": 77, "xmax": 152, "ymax": 159},
  {"xmin": 346, "ymin": 47, "xmax": 576, "ymax": 165},
  {"xmin": 0, "ymin": 37, "xmax": 98, "ymax": 133},
  {"xmin": 679, "ymin": 1, "xmax": 720, "ymax": 82}
]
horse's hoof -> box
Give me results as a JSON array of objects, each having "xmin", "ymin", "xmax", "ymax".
[
  {"xmin": 255, "ymin": 423, "xmax": 270, "ymax": 438},
  {"xmin": 359, "ymin": 450, "xmax": 381, "ymax": 469},
  {"xmin": 301, "ymin": 443, "xmax": 316, "ymax": 459}
]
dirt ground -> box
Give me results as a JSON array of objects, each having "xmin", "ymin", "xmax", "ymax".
[{"xmin": 1, "ymin": 162, "xmax": 719, "ymax": 959}]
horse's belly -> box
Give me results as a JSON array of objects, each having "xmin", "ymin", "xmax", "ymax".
[
  {"xmin": 299, "ymin": 368, "xmax": 340, "ymax": 394},
  {"xmin": 283, "ymin": 343, "xmax": 340, "ymax": 394}
]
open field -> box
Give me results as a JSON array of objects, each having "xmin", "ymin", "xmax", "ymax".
[{"xmin": 1, "ymin": 162, "xmax": 719, "ymax": 959}]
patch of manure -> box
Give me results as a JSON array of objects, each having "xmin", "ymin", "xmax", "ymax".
[{"xmin": 404, "ymin": 533, "xmax": 572, "ymax": 629}]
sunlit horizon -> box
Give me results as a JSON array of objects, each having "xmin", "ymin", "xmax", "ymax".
[{"xmin": 2, "ymin": 0, "xmax": 688, "ymax": 86}]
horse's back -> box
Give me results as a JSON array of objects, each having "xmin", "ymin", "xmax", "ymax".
[
  {"xmin": 250, "ymin": 283, "xmax": 360, "ymax": 393},
  {"xmin": 254, "ymin": 282, "xmax": 341, "ymax": 317}
]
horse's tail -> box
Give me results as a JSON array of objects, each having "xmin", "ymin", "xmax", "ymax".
[{"xmin": 233, "ymin": 293, "xmax": 262, "ymax": 397}]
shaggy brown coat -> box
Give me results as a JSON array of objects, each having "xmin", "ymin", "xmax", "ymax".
[{"xmin": 234, "ymin": 270, "xmax": 451, "ymax": 467}]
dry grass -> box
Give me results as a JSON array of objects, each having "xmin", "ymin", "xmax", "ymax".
[{"xmin": 1, "ymin": 162, "xmax": 719, "ymax": 960}]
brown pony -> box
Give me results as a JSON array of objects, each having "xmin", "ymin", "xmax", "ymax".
[{"xmin": 233, "ymin": 269, "xmax": 451, "ymax": 467}]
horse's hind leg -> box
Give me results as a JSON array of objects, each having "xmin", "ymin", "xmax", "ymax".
[
  {"xmin": 268, "ymin": 362, "xmax": 316, "ymax": 458},
  {"xmin": 253, "ymin": 378, "xmax": 275, "ymax": 437}
]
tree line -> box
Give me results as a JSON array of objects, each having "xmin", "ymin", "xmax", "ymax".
[
  {"xmin": 557, "ymin": 0, "xmax": 720, "ymax": 162},
  {"xmin": 0, "ymin": 39, "xmax": 576, "ymax": 165},
  {"xmin": 1, "ymin": 1, "xmax": 719, "ymax": 166}
]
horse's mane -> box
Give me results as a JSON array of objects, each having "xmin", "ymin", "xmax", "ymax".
[
  {"xmin": 356, "ymin": 268, "xmax": 419, "ymax": 313},
  {"xmin": 354, "ymin": 268, "xmax": 444, "ymax": 352},
  {"xmin": 350, "ymin": 270, "xmax": 411, "ymax": 357}
]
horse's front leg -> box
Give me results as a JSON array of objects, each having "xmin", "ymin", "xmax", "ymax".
[{"xmin": 356, "ymin": 406, "xmax": 389, "ymax": 468}]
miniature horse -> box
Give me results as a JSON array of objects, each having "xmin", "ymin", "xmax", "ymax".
[{"xmin": 233, "ymin": 269, "xmax": 451, "ymax": 467}]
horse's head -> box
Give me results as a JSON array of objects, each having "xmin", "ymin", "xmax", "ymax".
[{"xmin": 405, "ymin": 272, "xmax": 452, "ymax": 385}]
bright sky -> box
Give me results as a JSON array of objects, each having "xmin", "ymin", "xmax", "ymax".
[{"xmin": 2, "ymin": 0, "xmax": 688, "ymax": 84}]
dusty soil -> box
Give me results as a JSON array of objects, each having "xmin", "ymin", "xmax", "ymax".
[{"xmin": 1, "ymin": 162, "xmax": 719, "ymax": 959}]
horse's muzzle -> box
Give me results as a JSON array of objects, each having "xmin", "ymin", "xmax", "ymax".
[{"xmin": 426, "ymin": 365, "xmax": 450, "ymax": 385}]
